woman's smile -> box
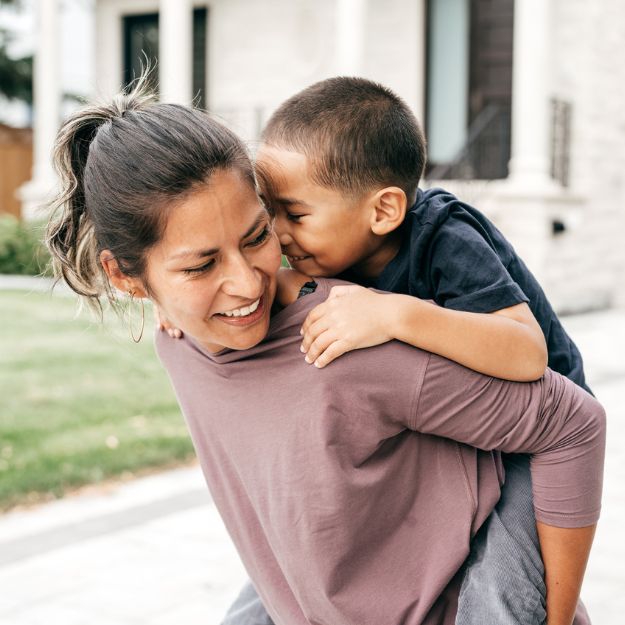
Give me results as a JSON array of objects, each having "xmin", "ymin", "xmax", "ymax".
[{"xmin": 214, "ymin": 294, "xmax": 268, "ymax": 326}]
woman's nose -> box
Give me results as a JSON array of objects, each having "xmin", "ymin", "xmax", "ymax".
[{"xmin": 221, "ymin": 253, "xmax": 262, "ymax": 298}]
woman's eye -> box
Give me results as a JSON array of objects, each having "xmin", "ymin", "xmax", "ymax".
[
  {"xmin": 247, "ymin": 226, "xmax": 271, "ymax": 247},
  {"xmin": 287, "ymin": 213, "xmax": 303, "ymax": 222},
  {"xmin": 183, "ymin": 259, "xmax": 215, "ymax": 275}
]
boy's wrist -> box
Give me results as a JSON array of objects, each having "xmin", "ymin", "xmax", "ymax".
[{"xmin": 386, "ymin": 293, "xmax": 424, "ymax": 342}]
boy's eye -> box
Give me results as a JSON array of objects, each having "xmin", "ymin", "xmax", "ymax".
[
  {"xmin": 183, "ymin": 259, "xmax": 215, "ymax": 275},
  {"xmin": 247, "ymin": 225, "xmax": 271, "ymax": 247}
]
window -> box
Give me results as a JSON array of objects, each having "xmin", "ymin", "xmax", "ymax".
[{"xmin": 426, "ymin": 0, "xmax": 514, "ymax": 179}]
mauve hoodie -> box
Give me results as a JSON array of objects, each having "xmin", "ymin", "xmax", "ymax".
[{"xmin": 156, "ymin": 278, "xmax": 605, "ymax": 625}]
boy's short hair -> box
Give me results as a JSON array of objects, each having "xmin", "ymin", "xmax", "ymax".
[{"xmin": 260, "ymin": 76, "xmax": 427, "ymax": 201}]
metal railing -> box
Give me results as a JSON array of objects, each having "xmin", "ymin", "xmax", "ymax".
[
  {"xmin": 427, "ymin": 104, "xmax": 511, "ymax": 181},
  {"xmin": 427, "ymin": 99, "xmax": 572, "ymax": 188},
  {"xmin": 550, "ymin": 98, "xmax": 572, "ymax": 188}
]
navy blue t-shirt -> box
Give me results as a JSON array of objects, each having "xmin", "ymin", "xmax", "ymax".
[{"xmin": 351, "ymin": 188, "xmax": 589, "ymax": 392}]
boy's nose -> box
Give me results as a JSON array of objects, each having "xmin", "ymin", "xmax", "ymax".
[
  {"xmin": 278, "ymin": 230, "xmax": 293, "ymax": 248},
  {"xmin": 275, "ymin": 216, "xmax": 293, "ymax": 247}
]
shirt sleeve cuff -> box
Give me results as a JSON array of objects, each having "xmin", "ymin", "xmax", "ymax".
[{"xmin": 444, "ymin": 283, "xmax": 529, "ymax": 313}]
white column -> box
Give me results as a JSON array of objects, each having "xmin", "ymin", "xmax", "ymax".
[
  {"xmin": 494, "ymin": 0, "xmax": 561, "ymax": 285},
  {"xmin": 19, "ymin": 0, "xmax": 61, "ymax": 220},
  {"xmin": 413, "ymin": 0, "xmax": 427, "ymax": 124},
  {"xmin": 95, "ymin": 0, "xmax": 123, "ymax": 98},
  {"xmin": 507, "ymin": 0, "xmax": 554, "ymax": 190},
  {"xmin": 159, "ymin": 0, "xmax": 193, "ymax": 104},
  {"xmin": 335, "ymin": 0, "xmax": 367, "ymax": 75}
]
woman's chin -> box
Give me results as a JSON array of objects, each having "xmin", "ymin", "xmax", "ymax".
[
  {"xmin": 228, "ymin": 318, "xmax": 270, "ymax": 349},
  {"xmin": 201, "ymin": 297, "xmax": 273, "ymax": 353}
]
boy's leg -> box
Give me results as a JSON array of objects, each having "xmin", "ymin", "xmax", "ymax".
[
  {"xmin": 221, "ymin": 579, "xmax": 275, "ymax": 625},
  {"xmin": 455, "ymin": 454, "xmax": 547, "ymax": 625}
]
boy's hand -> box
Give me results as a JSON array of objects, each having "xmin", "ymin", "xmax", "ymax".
[
  {"xmin": 153, "ymin": 305, "xmax": 183, "ymax": 339},
  {"xmin": 300, "ymin": 285, "xmax": 393, "ymax": 368}
]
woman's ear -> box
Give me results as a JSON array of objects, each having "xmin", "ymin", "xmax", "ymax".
[
  {"xmin": 100, "ymin": 250, "xmax": 148, "ymax": 298},
  {"xmin": 368, "ymin": 187, "xmax": 407, "ymax": 236}
]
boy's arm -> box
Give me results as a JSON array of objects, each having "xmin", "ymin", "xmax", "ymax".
[
  {"xmin": 392, "ymin": 291, "xmax": 547, "ymax": 379},
  {"xmin": 303, "ymin": 209, "xmax": 550, "ymax": 378},
  {"xmin": 301, "ymin": 285, "xmax": 547, "ymax": 380},
  {"xmin": 410, "ymin": 356, "xmax": 605, "ymax": 625}
]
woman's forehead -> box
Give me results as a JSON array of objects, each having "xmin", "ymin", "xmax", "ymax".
[{"xmin": 157, "ymin": 175, "xmax": 267, "ymax": 260}]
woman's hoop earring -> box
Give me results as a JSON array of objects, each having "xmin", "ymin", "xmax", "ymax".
[{"xmin": 127, "ymin": 290, "xmax": 145, "ymax": 343}]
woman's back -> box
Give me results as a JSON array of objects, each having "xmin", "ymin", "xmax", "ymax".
[{"xmin": 156, "ymin": 279, "xmax": 603, "ymax": 625}]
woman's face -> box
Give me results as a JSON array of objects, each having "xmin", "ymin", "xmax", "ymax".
[{"xmin": 143, "ymin": 169, "xmax": 282, "ymax": 353}]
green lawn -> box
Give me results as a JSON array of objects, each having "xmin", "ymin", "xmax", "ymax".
[{"xmin": 0, "ymin": 290, "xmax": 195, "ymax": 510}]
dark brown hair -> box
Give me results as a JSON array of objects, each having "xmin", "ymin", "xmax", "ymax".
[
  {"xmin": 260, "ymin": 76, "xmax": 427, "ymax": 201},
  {"xmin": 46, "ymin": 76, "xmax": 254, "ymax": 313}
]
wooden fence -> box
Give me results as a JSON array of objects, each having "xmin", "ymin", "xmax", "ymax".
[{"xmin": 0, "ymin": 124, "xmax": 33, "ymax": 219}]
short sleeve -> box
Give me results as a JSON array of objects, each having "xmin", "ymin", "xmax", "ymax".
[{"xmin": 427, "ymin": 215, "xmax": 529, "ymax": 313}]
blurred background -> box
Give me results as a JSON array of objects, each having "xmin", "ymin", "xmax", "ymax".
[{"xmin": 0, "ymin": 1, "xmax": 624, "ymax": 624}]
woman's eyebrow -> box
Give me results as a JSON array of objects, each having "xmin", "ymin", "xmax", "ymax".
[
  {"xmin": 170, "ymin": 247, "xmax": 219, "ymax": 261},
  {"xmin": 169, "ymin": 209, "xmax": 269, "ymax": 262},
  {"xmin": 242, "ymin": 211, "xmax": 268, "ymax": 239}
]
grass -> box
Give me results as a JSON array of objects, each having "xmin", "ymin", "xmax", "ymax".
[{"xmin": 0, "ymin": 290, "xmax": 195, "ymax": 511}]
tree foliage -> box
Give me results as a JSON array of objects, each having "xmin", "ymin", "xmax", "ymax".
[{"xmin": 0, "ymin": 0, "xmax": 32, "ymax": 104}]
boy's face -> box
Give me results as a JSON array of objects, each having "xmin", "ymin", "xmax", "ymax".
[{"xmin": 255, "ymin": 146, "xmax": 384, "ymax": 278}]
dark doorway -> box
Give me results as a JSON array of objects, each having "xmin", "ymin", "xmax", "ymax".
[
  {"xmin": 123, "ymin": 8, "xmax": 208, "ymax": 107},
  {"xmin": 468, "ymin": 0, "xmax": 514, "ymax": 178},
  {"xmin": 123, "ymin": 13, "xmax": 159, "ymax": 92}
]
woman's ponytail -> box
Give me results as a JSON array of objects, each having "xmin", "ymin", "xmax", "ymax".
[{"xmin": 46, "ymin": 79, "xmax": 156, "ymax": 312}]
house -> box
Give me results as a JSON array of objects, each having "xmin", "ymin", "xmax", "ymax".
[{"xmin": 20, "ymin": 0, "xmax": 625, "ymax": 311}]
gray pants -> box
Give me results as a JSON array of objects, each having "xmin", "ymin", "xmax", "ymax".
[
  {"xmin": 221, "ymin": 580, "xmax": 274, "ymax": 625},
  {"xmin": 221, "ymin": 455, "xmax": 545, "ymax": 625},
  {"xmin": 456, "ymin": 454, "xmax": 546, "ymax": 624}
]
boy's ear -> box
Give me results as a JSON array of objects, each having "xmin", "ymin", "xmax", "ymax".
[
  {"xmin": 368, "ymin": 186, "xmax": 407, "ymax": 236},
  {"xmin": 100, "ymin": 250, "xmax": 148, "ymax": 298}
]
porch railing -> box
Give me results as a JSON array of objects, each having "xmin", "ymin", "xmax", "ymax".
[
  {"xmin": 427, "ymin": 98, "xmax": 572, "ymax": 187},
  {"xmin": 427, "ymin": 105, "xmax": 511, "ymax": 181}
]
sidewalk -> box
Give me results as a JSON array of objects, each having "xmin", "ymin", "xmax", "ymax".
[{"xmin": 1, "ymin": 280, "xmax": 624, "ymax": 624}]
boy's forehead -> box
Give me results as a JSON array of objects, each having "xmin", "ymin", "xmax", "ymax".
[
  {"xmin": 257, "ymin": 145, "xmax": 309, "ymax": 176},
  {"xmin": 256, "ymin": 145, "xmax": 313, "ymax": 195}
]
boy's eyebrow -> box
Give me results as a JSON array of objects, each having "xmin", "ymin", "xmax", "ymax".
[
  {"xmin": 275, "ymin": 196, "xmax": 313, "ymax": 209},
  {"xmin": 168, "ymin": 209, "xmax": 268, "ymax": 261}
]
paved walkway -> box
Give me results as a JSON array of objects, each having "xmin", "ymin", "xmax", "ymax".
[
  {"xmin": 0, "ymin": 275, "xmax": 67, "ymax": 294},
  {"xmin": 1, "ymin": 278, "xmax": 624, "ymax": 624}
]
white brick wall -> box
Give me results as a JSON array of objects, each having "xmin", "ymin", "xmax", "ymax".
[
  {"xmin": 433, "ymin": 0, "xmax": 625, "ymax": 313},
  {"xmin": 207, "ymin": 0, "xmax": 425, "ymax": 143},
  {"xmin": 541, "ymin": 0, "xmax": 625, "ymax": 311}
]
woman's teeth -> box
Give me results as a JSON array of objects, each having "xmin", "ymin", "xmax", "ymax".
[{"xmin": 221, "ymin": 298, "xmax": 261, "ymax": 317}]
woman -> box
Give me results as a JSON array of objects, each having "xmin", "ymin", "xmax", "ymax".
[{"xmin": 46, "ymin": 82, "xmax": 604, "ymax": 625}]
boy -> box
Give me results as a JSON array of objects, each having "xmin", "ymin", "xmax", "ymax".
[{"xmin": 221, "ymin": 77, "xmax": 593, "ymax": 625}]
